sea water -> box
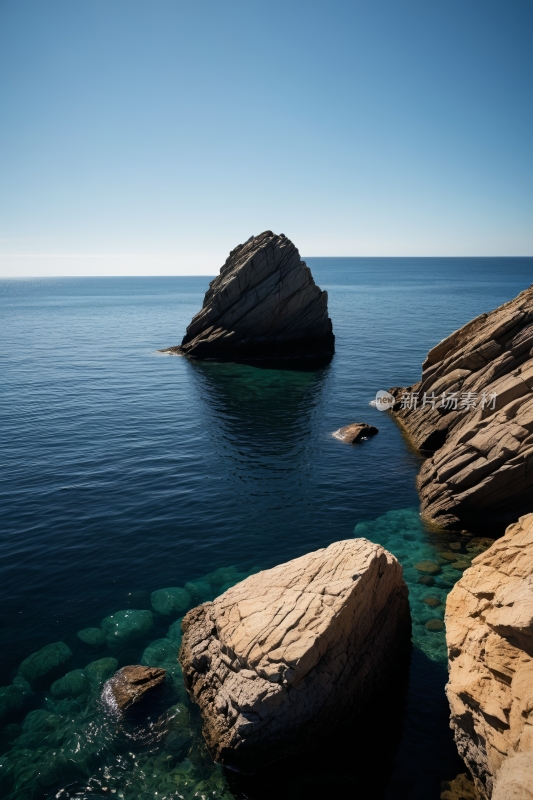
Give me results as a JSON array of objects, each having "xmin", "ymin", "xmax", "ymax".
[{"xmin": 1, "ymin": 258, "xmax": 532, "ymax": 799}]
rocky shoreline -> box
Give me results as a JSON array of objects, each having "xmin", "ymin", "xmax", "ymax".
[{"xmin": 389, "ymin": 284, "xmax": 533, "ymax": 532}]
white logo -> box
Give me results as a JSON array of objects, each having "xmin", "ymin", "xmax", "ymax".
[{"xmin": 372, "ymin": 390, "xmax": 395, "ymax": 412}]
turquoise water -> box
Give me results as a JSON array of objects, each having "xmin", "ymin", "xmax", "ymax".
[{"xmin": 1, "ymin": 258, "xmax": 532, "ymax": 799}]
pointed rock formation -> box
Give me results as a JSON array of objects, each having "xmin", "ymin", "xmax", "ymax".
[
  {"xmin": 101, "ymin": 665, "xmax": 167, "ymax": 714},
  {"xmin": 445, "ymin": 513, "xmax": 533, "ymax": 800},
  {"xmin": 162, "ymin": 231, "xmax": 334, "ymax": 360},
  {"xmin": 179, "ymin": 538, "xmax": 410, "ymax": 772},
  {"xmin": 389, "ymin": 284, "xmax": 533, "ymax": 529}
]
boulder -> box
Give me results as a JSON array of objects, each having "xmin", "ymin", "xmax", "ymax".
[
  {"xmin": 445, "ymin": 513, "xmax": 533, "ymax": 799},
  {"xmin": 84, "ymin": 657, "xmax": 118, "ymax": 689},
  {"xmin": 334, "ymin": 422, "xmax": 379, "ymax": 443},
  {"xmin": 161, "ymin": 231, "xmax": 334, "ymax": 360},
  {"xmin": 151, "ymin": 587, "xmax": 191, "ymax": 616},
  {"xmin": 179, "ymin": 538, "xmax": 410, "ymax": 772},
  {"xmin": 77, "ymin": 627, "xmax": 106, "ymax": 647},
  {"xmin": 18, "ymin": 642, "xmax": 72, "ymax": 690},
  {"xmin": 389, "ymin": 284, "xmax": 533, "ymax": 530},
  {"xmin": 101, "ymin": 665, "xmax": 167, "ymax": 714},
  {"xmin": 50, "ymin": 669, "xmax": 90, "ymax": 700},
  {"xmin": 100, "ymin": 609, "xmax": 153, "ymax": 647}
]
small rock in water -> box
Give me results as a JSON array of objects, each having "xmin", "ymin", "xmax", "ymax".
[
  {"xmin": 18, "ymin": 641, "xmax": 73, "ymax": 690},
  {"xmin": 77, "ymin": 627, "xmax": 106, "ymax": 647},
  {"xmin": 50, "ymin": 669, "xmax": 90, "ymax": 699},
  {"xmin": 451, "ymin": 560, "xmax": 470, "ymax": 571},
  {"xmin": 335, "ymin": 422, "xmax": 379, "ymax": 444},
  {"xmin": 415, "ymin": 560, "xmax": 441, "ymax": 575},
  {"xmin": 417, "ymin": 575, "xmax": 436, "ymax": 586},
  {"xmin": 85, "ymin": 657, "xmax": 119, "ymax": 689},
  {"xmin": 183, "ymin": 581, "xmax": 212, "ymax": 600},
  {"xmin": 101, "ymin": 609, "xmax": 154, "ymax": 647},
  {"xmin": 448, "ymin": 542, "xmax": 462, "ymax": 551},
  {"xmin": 101, "ymin": 665, "xmax": 167, "ymax": 714},
  {"xmin": 151, "ymin": 587, "xmax": 191, "ymax": 616},
  {"xmin": 423, "ymin": 596, "xmax": 442, "ymax": 608},
  {"xmin": 425, "ymin": 619, "xmax": 445, "ymax": 631}
]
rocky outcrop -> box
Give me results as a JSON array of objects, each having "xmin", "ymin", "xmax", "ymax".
[
  {"xmin": 101, "ymin": 665, "xmax": 167, "ymax": 714},
  {"xmin": 445, "ymin": 513, "xmax": 533, "ymax": 799},
  {"xmin": 179, "ymin": 539, "xmax": 410, "ymax": 772},
  {"xmin": 334, "ymin": 422, "xmax": 379, "ymax": 443},
  {"xmin": 390, "ymin": 285, "xmax": 533, "ymax": 530},
  {"xmin": 162, "ymin": 231, "xmax": 334, "ymax": 360}
]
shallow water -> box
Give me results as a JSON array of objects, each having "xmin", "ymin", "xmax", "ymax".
[{"xmin": 1, "ymin": 258, "xmax": 532, "ymax": 799}]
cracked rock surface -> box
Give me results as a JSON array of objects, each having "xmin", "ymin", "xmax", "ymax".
[
  {"xmin": 179, "ymin": 538, "xmax": 410, "ymax": 772},
  {"xmin": 162, "ymin": 231, "xmax": 334, "ymax": 360},
  {"xmin": 445, "ymin": 513, "xmax": 533, "ymax": 799},
  {"xmin": 389, "ymin": 284, "xmax": 533, "ymax": 529}
]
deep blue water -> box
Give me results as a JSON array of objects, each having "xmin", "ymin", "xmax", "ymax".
[{"xmin": 1, "ymin": 257, "xmax": 532, "ymax": 800}]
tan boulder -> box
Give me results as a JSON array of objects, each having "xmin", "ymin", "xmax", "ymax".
[
  {"xmin": 334, "ymin": 422, "xmax": 379, "ymax": 443},
  {"xmin": 445, "ymin": 514, "xmax": 533, "ymax": 799},
  {"xmin": 179, "ymin": 538, "xmax": 410, "ymax": 772}
]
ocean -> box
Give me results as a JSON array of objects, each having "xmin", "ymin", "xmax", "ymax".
[{"xmin": 1, "ymin": 257, "xmax": 532, "ymax": 799}]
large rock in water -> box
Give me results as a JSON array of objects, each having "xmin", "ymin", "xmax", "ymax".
[
  {"xmin": 445, "ymin": 513, "xmax": 533, "ymax": 799},
  {"xmin": 164, "ymin": 231, "xmax": 334, "ymax": 360},
  {"xmin": 389, "ymin": 284, "xmax": 533, "ymax": 529},
  {"xmin": 179, "ymin": 539, "xmax": 410, "ymax": 772}
]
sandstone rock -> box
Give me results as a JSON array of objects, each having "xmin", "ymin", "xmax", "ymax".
[
  {"xmin": 161, "ymin": 231, "xmax": 334, "ymax": 360},
  {"xmin": 334, "ymin": 422, "xmax": 379, "ymax": 443},
  {"xmin": 390, "ymin": 284, "xmax": 533, "ymax": 529},
  {"xmin": 492, "ymin": 753, "xmax": 533, "ymax": 800},
  {"xmin": 445, "ymin": 513, "xmax": 533, "ymax": 799},
  {"xmin": 179, "ymin": 538, "xmax": 410, "ymax": 772},
  {"xmin": 101, "ymin": 665, "xmax": 167, "ymax": 714}
]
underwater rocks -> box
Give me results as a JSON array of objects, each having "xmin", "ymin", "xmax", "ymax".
[
  {"xmin": 18, "ymin": 641, "xmax": 72, "ymax": 690},
  {"xmin": 101, "ymin": 609, "xmax": 153, "ymax": 647},
  {"xmin": 445, "ymin": 513, "xmax": 533, "ymax": 799},
  {"xmin": 102, "ymin": 665, "xmax": 167, "ymax": 714},
  {"xmin": 179, "ymin": 538, "xmax": 410, "ymax": 772},
  {"xmin": 335, "ymin": 422, "xmax": 379, "ymax": 443},
  {"xmin": 151, "ymin": 587, "xmax": 191, "ymax": 616},
  {"xmin": 390, "ymin": 284, "xmax": 533, "ymax": 530},
  {"xmin": 162, "ymin": 231, "xmax": 334, "ymax": 360},
  {"xmin": 77, "ymin": 627, "xmax": 106, "ymax": 647}
]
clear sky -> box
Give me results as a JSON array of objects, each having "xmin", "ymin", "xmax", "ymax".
[{"xmin": 1, "ymin": 0, "xmax": 532, "ymax": 277}]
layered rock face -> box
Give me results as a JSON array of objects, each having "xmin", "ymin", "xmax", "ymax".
[
  {"xmin": 445, "ymin": 513, "xmax": 533, "ymax": 799},
  {"xmin": 179, "ymin": 539, "xmax": 410, "ymax": 772},
  {"xmin": 164, "ymin": 231, "xmax": 334, "ymax": 360},
  {"xmin": 390, "ymin": 285, "xmax": 533, "ymax": 529}
]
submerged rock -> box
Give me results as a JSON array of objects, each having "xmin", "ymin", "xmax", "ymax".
[
  {"xmin": 151, "ymin": 587, "xmax": 191, "ymax": 616},
  {"xmin": 18, "ymin": 641, "xmax": 72, "ymax": 690},
  {"xmin": 161, "ymin": 231, "xmax": 334, "ymax": 360},
  {"xmin": 335, "ymin": 422, "xmax": 379, "ymax": 443},
  {"xmin": 179, "ymin": 538, "xmax": 410, "ymax": 772},
  {"xmin": 77, "ymin": 627, "xmax": 106, "ymax": 647},
  {"xmin": 85, "ymin": 657, "xmax": 119, "ymax": 689},
  {"xmin": 50, "ymin": 669, "xmax": 90, "ymax": 700},
  {"xmin": 101, "ymin": 665, "xmax": 167, "ymax": 714},
  {"xmin": 101, "ymin": 609, "xmax": 153, "ymax": 647},
  {"xmin": 445, "ymin": 513, "xmax": 533, "ymax": 799},
  {"xmin": 390, "ymin": 284, "xmax": 533, "ymax": 530},
  {"xmin": 0, "ymin": 685, "xmax": 24, "ymax": 722}
]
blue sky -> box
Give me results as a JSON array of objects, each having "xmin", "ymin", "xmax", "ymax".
[{"xmin": 1, "ymin": 0, "xmax": 532, "ymax": 276}]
